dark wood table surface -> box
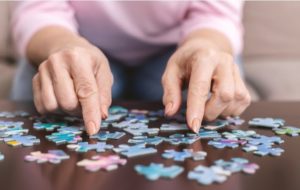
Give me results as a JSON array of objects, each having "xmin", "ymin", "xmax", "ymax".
[{"xmin": 0, "ymin": 100, "xmax": 300, "ymax": 190}]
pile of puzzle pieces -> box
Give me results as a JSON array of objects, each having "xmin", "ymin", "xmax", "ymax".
[{"xmin": 0, "ymin": 107, "xmax": 298, "ymax": 186}]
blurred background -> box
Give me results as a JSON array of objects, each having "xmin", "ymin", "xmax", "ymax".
[{"xmin": 1, "ymin": 1, "xmax": 300, "ymax": 101}]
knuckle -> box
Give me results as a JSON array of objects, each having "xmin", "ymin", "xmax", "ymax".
[
  {"xmin": 218, "ymin": 90, "xmax": 234, "ymax": 103},
  {"xmin": 60, "ymin": 99, "xmax": 78, "ymax": 112},
  {"xmin": 235, "ymin": 90, "xmax": 247, "ymax": 101},
  {"xmin": 204, "ymin": 112, "xmax": 217, "ymax": 121},
  {"xmin": 43, "ymin": 101, "xmax": 58, "ymax": 112},
  {"xmin": 76, "ymin": 82, "xmax": 97, "ymax": 99}
]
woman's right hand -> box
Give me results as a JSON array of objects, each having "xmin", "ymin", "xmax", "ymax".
[{"xmin": 32, "ymin": 44, "xmax": 113, "ymax": 135}]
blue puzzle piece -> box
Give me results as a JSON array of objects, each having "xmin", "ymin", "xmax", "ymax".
[
  {"xmin": 248, "ymin": 117, "xmax": 285, "ymax": 128},
  {"xmin": 113, "ymin": 144, "xmax": 157, "ymax": 157},
  {"xmin": 165, "ymin": 133, "xmax": 200, "ymax": 145},
  {"xmin": 243, "ymin": 144, "xmax": 284, "ymax": 156},
  {"xmin": 226, "ymin": 116, "xmax": 245, "ymax": 126},
  {"xmin": 33, "ymin": 122, "xmax": 67, "ymax": 131},
  {"xmin": 273, "ymin": 126, "xmax": 300, "ymax": 137},
  {"xmin": 0, "ymin": 126, "xmax": 29, "ymax": 139},
  {"xmin": 123, "ymin": 125, "xmax": 159, "ymax": 136},
  {"xmin": 246, "ymin": 135, "xmax": 284, "ymax": 146},
  {"xmin": 214, "ymin": 157, "xmax": 259, "ymax": 174},
  {"xmin": 57, "ymin": 126, "xmax": 83, "ymax": 134},
  {"xmin": 188, "ymin": 165, "xmax": 231, "ymax": 185},
  {"xmin": 135, "ymin": 163, "xmax": 183, "ymax": 180},
  {"xmin": 222, "ymin": 130, "xmax": 257, "ymax": 140},
  {"xmin": 198, "ymin": 129, "xmax": 221, "ymax": 139},
  {"xmin": 128, "ymin": 136, "xmax": 164, "ymax": 146},
  {"xmin": 202, "ymin": 119, "xmax": 229, "ymax": 130},
  {"xmin": 46, "ymin": 131, "xmax": 82, "ymax": 145},
  {"xmin": 0, "ymin": 152, "xmax": 4, "ymax": 161},
  {"xmin": 90, "ymin": 131, "xmax": 125, "ymax": 141},
  {"xmin": 160, "ymin": 123, "xmax": 189, "ymax": 132},
  {"xmin": 162, "ymin": 149, "xmax": 207, "ymax": 161},
  {"xmin": 109, "ymin": 106, "xmax": 128, "ymax": 114},
  {"xmin": 67, "ymin": 142, "xmax": 113, "ymax": 153},
  {"xmin": 208, "ymin": 138, "xmax": 247, "ymax": 149},
  {"xmin": 4, "ymin": 134, "xmax": 40, "ymax": 147}
]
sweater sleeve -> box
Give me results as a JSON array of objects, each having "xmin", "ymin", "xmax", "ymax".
[
  {"xmin": 181, "ymin": 1, "xmax": 244, "ymax": 55},
  {"xmin": 11, "ymin": 1, "xmax": 78, "ymax": 57}
]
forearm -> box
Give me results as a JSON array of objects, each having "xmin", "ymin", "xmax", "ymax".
[
  {"xmin": 180, "ymin": 28, "xmax": 233, "ymax": 55},
  {"xmin": 26, "ymin": 26, "xmax": 90, "ymax": 66}
]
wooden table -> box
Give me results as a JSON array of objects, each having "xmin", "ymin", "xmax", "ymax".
[{"xmin": 0, "ymin": 100, "xmax": 299, "ymax": 190}]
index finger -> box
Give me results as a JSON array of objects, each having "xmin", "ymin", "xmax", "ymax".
[
  {"xmin": 186, "ymin": 57, "xmax": 215, "ymax": 133},
  {"xmin": 71, "ymin": 59, "xmax": 101, "ymax": 135}
]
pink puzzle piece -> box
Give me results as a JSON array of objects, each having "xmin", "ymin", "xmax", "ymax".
[{"xmin": 77, "ymin": 155, "xmax": 127, "ymax": 172}]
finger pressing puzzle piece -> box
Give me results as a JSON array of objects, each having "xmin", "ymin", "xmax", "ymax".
[
  {"xmin": 113, "ymin": 144, "xmax": 157, "ymax": 157},
  {"xmin": 128, "ymin": 136, "xmax": 164, "ymax": 146},
  {"xmin": 214, "ymin": 157, "xmax": 259, "ymax": 174},
  {"xmin": 165, "ymin": 133, "xmax": 200, "ymax": 145},
  {"xmin": 25, "ymin": 150, "xmax": 70, "ymax": 164},
  {"xmin": 188, "ymin": 165, "xmax": 231, "ymax": 185},
  {"xmin": 248, "ymin": 117, "xmax": 285, "ymax": 128},
  {"xmin": 77, "ymin": 155, "xmax": 127, "ymax": 172},
  {"xmin": 202, "ymin": 119, "xmax": 229, "ymax": 130},
  {"xmin": 273, "ymin": 126, "xmax": 300, "ymax": 137},
  {"xmin": 90, "ymin": 131, "xmax": 125, "ymax": 141},
  {"xmin": 4, "ymin": 134, "xmax": 40, "ymax": 147},
  {"xmin": 135, "ymin": 163, "xmax": 184, "ymax": 180},
  {"xmin": 67, "ymin": 142, "xmax": 113, "ymax": 153}
]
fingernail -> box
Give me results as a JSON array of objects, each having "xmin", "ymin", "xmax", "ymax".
[
  {"xmin": 192, "ymin": 118, "xmax": 201, "ymax": 133},
  {"xmin": 165, "ymin": 102, "xmax": 173, "ymax": 115},
  {"xmin": 88, "ymin": 121, "xmax": 97, "ymax": 135}
]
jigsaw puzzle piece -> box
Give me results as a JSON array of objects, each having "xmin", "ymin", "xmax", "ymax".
[
  {"xmin": 202, "ymin": 119, "xmax": 229, "ymax": 130},
  {"xmin": 109, "ymin": 106, "xmax": 128, "ymax": 115},
  {"xmin": 162, "ymin": 149, "xmax": 192, "ymax": 161},
  {"xmin": 188, "ymin": 165, "xmax": 231, "ymax": 185},
  {"xmin": 273, "ymin": 126, "xmax": 300, "ymax": 137},
  {"xmin": 57, "ymin": 126, "xmax": 83, "ymax": 134},
  {"xmin": 165, "ymin": 133, "xmax": 200, "ymax": 145},
  {"xmin": 46, "ymin": 131, "xmax": 82, "ymax": 144},
  {"xmin": 123, "ymin": 125, "xmax": 159, "ymax": 136},
  {"xmin": 208, "ymin": 138, "xmax": 247, "ymax": 149},
  {"xmin": 160, "ymin": 123, "xmax": 189, "ymax": 132},
  {"xmin": 243, "ymin": 144, "xmax": 284, "ymax": 156},
  {"xmin": 25, "ymin": 150, "xmax": 70, "ymax": 164},
  {"xmin": 77, "ymin": 155, "xmax": 127, "ymax": 172},
  {"xmin": 0, "ymin": 126, "xmax": 29, "ymax": 139},
  {"xmin": 226, "ymin": 116, "xmax": 245, "ymax": 126},
  {"xmin": 67, "ymin": 142, "xmax": 113, "ymax": 153},
  {"xmin": 90, "ymin": 131, "xmax": 125, "ymax": 141},
  {"xmin": 214, "ymin": 157, "xmax": 259, "ymax": 174},
  {"xmin": 198, "ymin": 129, "xmax": 221, "ymax": 139},
  {"xmin": 128, "ymin": 136, "xmax": 164, "ymax": 146},
  {"xmin": 4, "ymin": 134, "xmax": 40, "ymax": 147},
  {"xmin": 222, "ymin": 130, "xmax": 257, "ymax": 140},
  {"xmin": 246, "ymin": 135, "xmax": 284, "ymax": 146},
  {"xmin": 135, "ymin": 163, "xmax": 183, "ymax": 180},
  {"xmin": 248, "ymin": 117, "xmax": 285, "ymax": 128},
  {"xmin": 113, "ymin": 144, "xmax": 157, "ymax": 157},
  {"xmin": 33, "ymin": 122, "xmax": 66, "ymax": 131},
  {"xmin": 0, "ymin": 152, "xmax": 4, "ymax": 161}
]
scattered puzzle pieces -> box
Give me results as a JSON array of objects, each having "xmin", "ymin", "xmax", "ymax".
[
  {"xmin": 57, "ymin": 126, "xmax": 83, "ymax": 134},
  {"xmin": 162, "ymin": 149, "xmax": 207, "ymax": 161},
  {"xmin": 25, "ymin": 150, "xmax": 69, "ymax": 164},
  {"xmin": 188, "ymin": 165, "xmax": 231, "ymax": 185},
  {"xmin": 246, "ymin": 135, "xmax": 284, "ymax": 146},
  {"xmin": 128, "ymin": 136, "xmax": 164, "ymax": 146},
  {"xmin": 198, "ymin": 129, "xmax": 221, "ymax": 139},
  {"xmin": 222, "ymin": 130, "xmax": 257, "ymax": 140},
  {"xmin": 165, "ymin": 133, "xmax": 200, "ymax": 145},
  {"xmin": 135, "ymin": 163, "xmax": 183, "ymax": 180},
  {"xmin": 90, "ymin": 131, "xmax": 125, "ymax": 141},
  {"xmin": 243, "ymin": 144, "xmax": 284, "ymax": 156},
  {"xmin": 248, "ymin": 117, "xmax": 285, "ymax": 128},
  {"xmin": 208, "ymin": 138, "xmax": 247, "ymax": 149},
  {"xmin": 67, "ymin": 142, "xmax": 113, "ymax": 153},
  {"xmin": 46, "ymin": 131, "xmax": 82, "ymax": 144},
  {"xmin": 214, "ymin": 157, "xmax": 259, "ymax": 174},
  {"xmin": 273, "ymin": 126, "xmax": 300, "ymax": 137},
  {"xmin": 4, "ymin": 134, "xmax": 40, "ymax": 147},
  {"xmin": 202, "ymin": 119, "xmax": 229, "ymax": 130},
  {"xmin": 77, "ymin": 155, "xmax": 127, "ymax": 172},
  {"xmin": 113, "ymin": 144, "xmax": 157, "ymax": 157}
]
